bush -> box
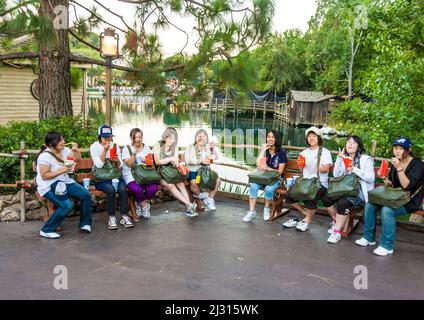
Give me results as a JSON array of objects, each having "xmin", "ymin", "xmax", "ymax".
[{"xmin": 0, "ymin": 116, "xmax": 101, "ymax": 184}]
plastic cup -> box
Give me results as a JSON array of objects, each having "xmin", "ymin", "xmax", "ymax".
[
  {"xmin": 109, "ymin": 144, "xmax": 117, "ymax": 159},
  {"xmin": 83, "ymin": 178, "xmax": 90, "ymax": 190},
  {"xmin": 145, "ymin": 153, "xmax": 153, "ymax": 166},
  {"xmin": 297, "ymin": 154, "xmax": 305, "ymax": 168},
  {"xmin": 380, "ymin": 159, "xmax": 389, "ymax": 178},
  {"xmin": 112, "ymin": 178, "xmax": 119, "ymax": 191},
  {"xmin": 286, "ymin": 178, "xmax": 294, "ymax": 189},
  {"xmin": 343, "ymin": 157, "xmax": 353, "ymax": 171}
]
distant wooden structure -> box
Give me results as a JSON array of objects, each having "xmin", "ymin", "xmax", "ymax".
[{"xmin": 287, "ymin": 90, "xmax": 339, "ymax": 126}]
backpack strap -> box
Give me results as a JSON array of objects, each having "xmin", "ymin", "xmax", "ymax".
[
  {"xmin": 316, "ymin": 147, "xmax": 322, "ymax": 176},
  {"xmin": 126, "ymin": 145, "xmax": 133, "ymax": 157},
  {"xmin": 45, "ymin": 150, "xmax": 65, "ymax": 164}
]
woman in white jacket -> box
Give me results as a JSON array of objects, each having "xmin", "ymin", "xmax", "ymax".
[{"xmin": 325, "ymin": 135, "xmax": 375, "ymax": 244}]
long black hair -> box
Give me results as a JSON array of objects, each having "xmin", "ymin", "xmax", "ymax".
[
  {"xmin": 345, "ymin": 135, "xmax": 365, "ymax": 162},
  {"xmin": 266, "ymin": 129, "xmax": 282, "ymax": 152},
  {"xmin": 35, "ymin": 131, "xmax": 63, "ymax": 164}
]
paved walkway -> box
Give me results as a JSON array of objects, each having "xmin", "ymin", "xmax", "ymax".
[{"xmin": 1, "ymin": 197, "xmax": 423, "ymax": 299}]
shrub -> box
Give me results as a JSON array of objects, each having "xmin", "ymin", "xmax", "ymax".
[{"xmin": 0, "ymin": 116, "xmax": 101, "ymax": 184}]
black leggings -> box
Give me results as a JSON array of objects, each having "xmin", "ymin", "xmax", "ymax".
[
  {"xmin": 98, "ymin": 180, "xmax": 129, "ymax": 217},
  {"xmin": 285, "ymin": 186, "xmax": 333, "ymax": 210},
  {"xmin": 323, "ymin": 197, "xmax": 354, "ymax": 216}
]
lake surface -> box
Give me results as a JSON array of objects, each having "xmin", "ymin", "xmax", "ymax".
[{"xmin": 87, "ymin": 96, "xmax": 339, "ymax": 187}]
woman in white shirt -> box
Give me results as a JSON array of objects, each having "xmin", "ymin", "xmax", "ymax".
[
  {"xmin": 122, "ymin": 128, "xmax": 158, "ymax": 219},
  {"xmin": 90, "ymin": 125, "xmax": 133, "ymax": 230},
  {"xmin": 184, "ymin": 129, "xmax": 221, "ymax": 211},
  {"xmin": 282, "ymin": 126, "xmax": 334, "ymax": 232},
  {"xmin": 325, "ymin": 135, "xmax": 375, "ymax": 244},
  {"xmin": 36, "ymin": 131, "xmax": 92, "ymax": 239},
  {"xmin": 153, "ymin": 127, "xmax": 197, "ymax": 217}
]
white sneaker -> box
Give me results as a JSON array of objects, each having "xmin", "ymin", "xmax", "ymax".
[
  {"xmin": 282, "ymin": 217, "xmax": 299, "ymax": 228},
  {"xmin": 136, "ymin": 203, "xmax": 143, "ymax": 217},
  {"xmin": 141, "ymin": 203, "xmax": 151, "ymax": 219},
  {"xmin": 263, "ymin": 208, "xmax": 271, "ymax": 221},
  {"xmin": 203, "ymin": 197, "xmax": 216, "ymax": 211},
  {"xmin": 327, "ymin": 232, "xmax": 342, "ymax": 244},
  {"xmin": 242, "ymin": 211, "xmax": 256, "ymax": 222},
  {"xmin": 197, "ymin": 192, "xmax": 209, "ymax": 200},
  {"xmin": 120, "ymin": 215, "xmax": 134, "ymax": 228},
  {"xmin": 80, "ymin": 225, "xmax": 92, "ymax": 233},
  {"xmin": 328, "ymin": 220, "xmax": 336, "ymax": 234},
  {"xmin": 186, "ymin": 203, "xmax": 198, "ymax": 217},
  {"xmin": 373, "ymin": 246, "xmax": 394, "ymax": 256},
  {"xmin": 39, "ymin": 231, "xmax": 61, "ymax": 239},
  {"xmin": 296, "ymin": 220, "xmax": 309, "ymax": 232},
  {"xmin": 108, "ymin": 216, "xmax": 118, "ymax": 230},
  {"xmin": 355, "ymin": 237, "xmax": 376, "ymax": 247}
]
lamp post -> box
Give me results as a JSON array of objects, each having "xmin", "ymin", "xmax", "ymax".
[{"xmin": 100, "ymin": 28, "xmax": 119, "ymax": 126}]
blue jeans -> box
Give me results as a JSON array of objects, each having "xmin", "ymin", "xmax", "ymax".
[
  {"xmin": 363, "ymin": 202, "xmax": 407, "ymax": 250},
  {"xmin": 42, "ymin": 182, "xmax": 92, "ymax": 233},
  {"xmin": 250, "ymin": 181, "xmax": 280, "ymax": 201}
]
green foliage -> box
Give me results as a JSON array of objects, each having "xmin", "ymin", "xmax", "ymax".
[
  {"xmin": 0, "ymin": 116, "xmax": 101, "ymax": 183},
  {"xmin": 70, "ymin": 68, "xmax": 83, "ymax": 90}
]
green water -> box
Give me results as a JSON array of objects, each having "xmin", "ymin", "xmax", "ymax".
[{"xmin": 87, "ymin": 96, "xmax": 340, "ymax": 186}]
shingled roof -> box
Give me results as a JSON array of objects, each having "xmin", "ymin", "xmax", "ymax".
[{"xmin": 290, "ymin": 90, "xmax": 336, "ymax": 102}]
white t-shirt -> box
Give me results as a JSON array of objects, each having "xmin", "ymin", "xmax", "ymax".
[
  {"xmin": 89, "ymin": 141, "xmax": 122, "ymax": 169},
  {"xmin": 36, "ymin": 147, "xmax": 75, "ymax": 196},
  {"xmin": 300, "ymin": 147, "xmax": 333, "ymax": 188},
  {"xmin": 184, "ymin": 143, "xmax": 221, "ymax": 172},
  {"xmin": 121, "ymin": 144, "xmax": 152, "ymax": 184}
]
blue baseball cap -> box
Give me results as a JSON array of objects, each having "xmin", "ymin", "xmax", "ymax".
[
  {"xmin": 393, "ymin": 137, "xmax": 412, "ymax": 148},
  {"xmin": 98, "ymin": 125, "xmax": 113, "ymax": 138}
]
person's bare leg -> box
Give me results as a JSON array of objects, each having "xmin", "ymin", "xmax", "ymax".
[
  {"xmin": 335, "ymin": 213, "xmax": 348, "ymax": 232},
  {"xmin": 326, "ymin": 205, "xmax": 337, "ymax": 221},
  {"xmin": 249, "ymin": 198, "xmax": 257, "ymax": 212},
  {"xmin": 208, "ymin": 177, "xmax": 221, "ymax": 199},
  {"xmin": 303, "ymin": 208, "xmax": 316, "ymax": 224},
  {"xmin": 176, "ymin": 182, "xmax": 191, "ymax": 204},
  {"xmin": 161, "ymin": 180, "xmax": 190, "ymax": 206},
  {"xmin": 287, "ymin": 202, "xmax": 308, "ymax": 218},
  {"xmin": 190, "ymin": 180, "xmax": 201, "ymax": 197},
  {"xmin": 264, "ymin": 199, "xmax": 271, "ymax": 209}
]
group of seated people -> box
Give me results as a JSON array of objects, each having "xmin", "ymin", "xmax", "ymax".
[{"xmin": 35, "ymin": 125, "xmax": 424, "ymax": 257}]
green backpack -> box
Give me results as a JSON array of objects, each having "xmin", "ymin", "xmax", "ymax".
[
  {"xmin": 289, "ymin": 147, "xmax": 322, "ymax": 201},
  {"xmin": 198, "ymin": 165, "xmax": 219, "ymax": 191},
  {"xmin": 327, "ymin": 157, "xmax": 360, "ymax": 200},
  {"xmin": 158, "ymin": 164, "xmax": 188, "ymax": 184},
  {"xmin": 248, "ymin": 169, "xmax": 280, "ymax": 186},
  {"xmin": 92, "ymin": 158, "xmax": 122, "ymax": 182},
  {"xmin": 126, "ymin": 146, "xmax": 161, "ymax": 185}
]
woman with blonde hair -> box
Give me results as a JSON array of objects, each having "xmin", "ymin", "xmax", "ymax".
[
  {"xmin": 184, "ymin": 129, "xmax": 221, "ymax": 211},
  {"xmin": 152, "ymin": 127, "xmax": 197, "ymax": 216}
]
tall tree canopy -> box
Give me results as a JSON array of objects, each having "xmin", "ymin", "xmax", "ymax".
[{"xmin": 0, "ymin": 0, "xmax": 275, "ymax": 119}]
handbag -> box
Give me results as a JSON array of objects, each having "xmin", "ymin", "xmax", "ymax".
[
  {"xmin": 248, "ymin": 169, "xmax": 280, "ymax": 186},
  {"xmin": 198, "ymin": 165, "xmax": 219, "ymax": 191},
  {"xmin": 158, "ymin": 164, "xmax": 188, "ymax": 184},
  {"xmin": 92, "ymin": 158, "xmax": 122, "ymax": 182},
  {"xmin": 327, "ymin": 157, "xmax": 360, "ymax": 200},
  {"xmin": 368, "ymin": 169, "xmax": 423, "ymax": 209},
  {"xmin": 126, "ymin": 146, "xmax": 161, "ymax": 185},
  {"xmin": 289, "ymin": 147, "xmax": 323, "ymax": 201}
]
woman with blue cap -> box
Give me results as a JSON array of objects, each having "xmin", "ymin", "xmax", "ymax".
[{"xmin": 355, "ymin": 137, "xmax": 424, "ymax": 256}]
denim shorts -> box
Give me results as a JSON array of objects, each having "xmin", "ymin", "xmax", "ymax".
[{"xmin": 188, "ymin": 171, "xmax": 198, "ymax": 181}]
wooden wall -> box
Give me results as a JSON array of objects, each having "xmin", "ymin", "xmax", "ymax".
[
  {"xmin": 288, "ymin": 100, "xmax": 330, "ymax": 126},
  {"xmin": 0, "ymin": 65, "xmax": 83, "ymax": 125}
]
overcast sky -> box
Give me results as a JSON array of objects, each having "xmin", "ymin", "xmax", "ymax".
[{"xmin": 72, "ymin": 0, "xmax": 318, "ymax": 57}]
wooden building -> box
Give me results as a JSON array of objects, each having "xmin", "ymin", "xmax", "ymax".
[
  {"xmin": 0, "ymin": 62, "xmax": 89, "ymax": 126},
  {"xmin": 287, "ymin": 90, "xmax": 339, "ymax": 126}
]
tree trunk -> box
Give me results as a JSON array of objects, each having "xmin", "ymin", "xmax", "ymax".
[{"xmin": 38, "ymin": 0, "xmax": 73, "ymax": 120}]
